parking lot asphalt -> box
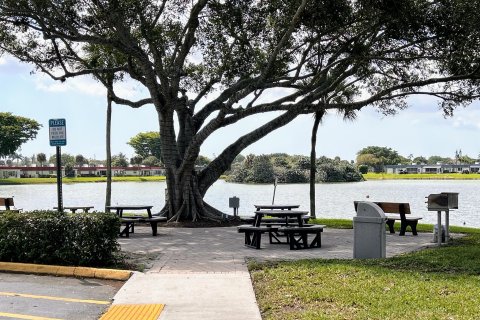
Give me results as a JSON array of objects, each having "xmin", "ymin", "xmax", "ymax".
[{"xmin": 0, "ymin": 273, "xmax": 123, "ymax": 320}]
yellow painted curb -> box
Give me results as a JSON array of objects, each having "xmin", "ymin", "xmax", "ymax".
[
  {"xmin": 100, "ymin": 304, "xmax": 164, "ymax": 320},
  {"xmin": 0, "ymin": 262, "xmax": 131, "ymax": 281}
]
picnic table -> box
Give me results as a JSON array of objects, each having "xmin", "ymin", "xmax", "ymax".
[
  {"xmin": 238, "ymin": 206, "xmax": 323, "ymax": 250},
  {"xmin": 106, "ymin": 205, "xmax": 167, "ymax": 237},
  {"xmin": 254, "ymin": 204, "xmax": 300, "ymax": 210},
  {"xmin": 54, "ymin": 206, "xmax": 94, "ymax": 213},
  {"xmin": 253, "ymin": 209, "xmax": 309, "ymax": 227}
]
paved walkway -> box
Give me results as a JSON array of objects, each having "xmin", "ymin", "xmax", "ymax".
[{"xmin": 112, "ymin": 227, "xmax": 435, "ymax": 320}]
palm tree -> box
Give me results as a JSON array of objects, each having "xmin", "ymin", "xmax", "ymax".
[
  {"xmin": 105, "ymin": 79, "xmax": 113, "ymax": 212},
  {"xmin": 309, "ymin": 111, "xmax": 324, "ymax": 219},
  {"xmin": 36, "ymin": 153, "xmax": 47, "ymax": 166},
  {"xmin": 309, "ymin": 107, "xmax": 356, "ymax": 219}
]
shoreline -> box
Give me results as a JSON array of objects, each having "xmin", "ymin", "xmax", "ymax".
[
  {"xmin": 2, "ymin": 173, "xmax": 480, "ymax": 185},
  {"xmin": 363, "ymin": 173, "xmax": 480, "ymax": 180},
  {"xmin": 0, "ymin": 176, "xmax": 167, "ymax": 185}
]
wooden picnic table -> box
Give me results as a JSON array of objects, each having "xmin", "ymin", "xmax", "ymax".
[
  {"xmin": 254, "ymin": 204, "xmax": 300, "ymax": 210},
  {"xmin": 253, "ymin": 209, "xmax": 309, "ymax": 227},
  {"xmin": 106, "ymin": 205, "xmax": 154, "ymax": 217},
  {"xmin": 105, "ymin": 205, "xmax": 166, "ymax": 237},
  {"xmin": 54, "ymin": 206, "xmax": 94, "ymax": 213},
  {"xmin": 238, "ymin": 209, "xmax": 321, "ymax": 250}
]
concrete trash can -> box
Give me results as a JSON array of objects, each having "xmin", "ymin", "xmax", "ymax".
[{"xmin": 353, "ymin": 202, "xmax": 387, "ymax": 259}]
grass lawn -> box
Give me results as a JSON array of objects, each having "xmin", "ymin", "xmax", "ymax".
[
  {"xmin": 0, "ymin": 176, "xmax": 166, "ymax": 185},
  {"xmin": 250, "ymin": 223, "xmax": 480, "ymax": 320},
  {"xmin": 363, "ymin": 172, "xmax": 480, "ymax": 180}
]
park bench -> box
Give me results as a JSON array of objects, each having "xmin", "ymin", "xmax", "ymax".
[
  {"xmin": 0, "ymin": 197, "xmax": 21, "ymax": 213},
  {"xmin": 278, "ymin": 225, "xmax": 325, "ymax": 250},
  {"xmin": 354, "ymin": 201, "xmax": 422, "ymax": 236}
]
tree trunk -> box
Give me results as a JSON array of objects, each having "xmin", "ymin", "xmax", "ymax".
[
  {"xmin": 163, "ymin": 169, "xmax": 225, "ymax": 222},
  {"xmin": 310, "ymin": 111, "xmax": 324, "ymax": 219},
  {"xmin": 159, "ymin": 108, "xmax": 300, "ymax": 222},
  {"xmin": 105, "ymin": 89, "xmax": 113, "ymax": 212}
]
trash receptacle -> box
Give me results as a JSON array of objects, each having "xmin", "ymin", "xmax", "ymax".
[
  {"xmin": 353, "ymin": 202, "xmax": 387, "ymax": 259},
  {"xmin": 433, "ymin": 224, "xmax": 446, "ymax": 243}
]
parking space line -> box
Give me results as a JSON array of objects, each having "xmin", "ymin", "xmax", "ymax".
[
  {"xmin": 100, "ymin": 304, "xmax": 164, "ymax": 320},
  {"xmin": 0, "ymin": 312, "xmax": 63, "ymax": 320},
  {"xmin": 0, "ymin": 291, "xmax": 110, "ymax": 305}
]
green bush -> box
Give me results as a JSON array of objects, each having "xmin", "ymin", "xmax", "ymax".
[
  {"xmin": 0, "ymin": 211, "xmax": 121, "ymax": 267},
  {"xmin": 228, "ymin": 154, "xmax": 364, "ymax": 183},
  {"xmin": 358, "ymin": 164, "xmax": 369, "ymax": 174},
  {"xmin": 280, "ymin": 168, "xmax": 308, "ymax": 183},
  {"xmin": 247, "ymin": 155, "xmax": 275, "ymax": 183}
]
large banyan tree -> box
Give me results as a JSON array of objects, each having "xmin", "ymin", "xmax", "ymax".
[{"xmin": 1, "ymin": 0, "xmax": 479, "ymax": 221}]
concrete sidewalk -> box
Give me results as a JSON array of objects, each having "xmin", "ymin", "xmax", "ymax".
[{"xmin": 112, "ymin": 226, "xmax": 435, "ymax": 320}]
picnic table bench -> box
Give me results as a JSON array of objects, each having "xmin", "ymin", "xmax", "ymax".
[
  {"xmin": 237, "ymin": 225, "xmax": 278, "ymax": 249},
  {"xmin": 54, "ymin": 206, "xmax": 94, "ymax": 213},
  {"xmin": 354, "ymin": 201, "xmax": 422, "ymax": 236},
  {"xmin": 106, "ymin": 205, "xmax": 167, "ymax": 237},
  {"xmin": 279, "ymin": 225, "xmax": 325, "ymax": 250},
  {"xmin": 0, "ymin": 197, "xmax": 21, "ymax": 213}
]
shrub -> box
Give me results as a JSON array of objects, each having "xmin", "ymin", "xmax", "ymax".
[
  {"xmin": 358, "ymin": 165, "xmax": 369, "ymax": 174},
  {"xmin": 0, "ymin": 211, "xmax": 121, "ymax": 267},
  {"xmin": 281, "ymin": 168, "xmax": 308, "ymax": 183},
  {"xmin": 228, "ymin": 154, "xmax": 364, "ymax": 183},
  {"xmin": 247, "ymin": 155, "xmax": 275, "ymax": 183}
]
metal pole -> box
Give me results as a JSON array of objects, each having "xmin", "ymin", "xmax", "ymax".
[
  {"xmin": 272, "ymin": 177, "xmax": 278, "ymax": 205},
  {"xmin": 437, "ymin": 210, "xmax": 442, "ymax": 246},
  {"xmin": 445, "ymin": 209, "xmax": 450, "ymax": 242},
  {"xmin": 56, "ymin": 146, "xmax": 63, "ymax": 213}
]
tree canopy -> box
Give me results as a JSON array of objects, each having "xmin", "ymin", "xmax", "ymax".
[
  {"xmin": 127, "ymin": 131, "xmax": 162, "ymax": 161},
  {"xmin": 111, "ymin": 153, "xmax": 129, "ymax": 167},
  {"xmin": 49, "ymin": 153, "xmax": 75, "ymax": 166},
  {"xmin": 228, "ymin": 154, "xmax": 363, "ymax": 183},
  {"xmin": 356, "ymin": 146, "xmax": 409, "ymax": 171},
  {"xmin": 36, "ymin": 153, "xmax": 47, "ymax": 166},
  {"xmin": 1, "ymin": 0, "xmax": 480, "ymax": 221},
  {"xmin": 0, "ymin": 112, "xmax": 41, "ymax": 158}
]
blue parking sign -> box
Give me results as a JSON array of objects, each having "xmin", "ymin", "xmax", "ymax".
[{"xmin": 49, "ymin": 118, "xmax": 67, "ymax": 146}]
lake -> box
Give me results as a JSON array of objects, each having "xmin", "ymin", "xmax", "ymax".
[{"xmin": 1, "ymin": 180, "xmax": 479, "ymax": 227}]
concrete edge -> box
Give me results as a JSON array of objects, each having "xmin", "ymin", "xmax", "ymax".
[{"xmin": 0, "ymin": 262, "xmax": 132, "ymax": 281}]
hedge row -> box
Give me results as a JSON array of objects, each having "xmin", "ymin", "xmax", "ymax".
[{"xmin": 0, "ymin": 211, "xmax": 121, "ymax": 267}]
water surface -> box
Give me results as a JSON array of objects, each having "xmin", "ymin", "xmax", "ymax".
[{"xmin": 1, "ymin": 180, "xmax": 478, "ymax": 227}]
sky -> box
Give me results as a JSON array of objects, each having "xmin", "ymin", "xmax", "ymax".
[{"xmin": 1, "ymin": 55, "xmax": 480, "ymax": 163}]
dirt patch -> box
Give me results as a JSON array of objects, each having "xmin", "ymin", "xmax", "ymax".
[{"xmin": 119, "ymin": 251, "xmax": 162, "ymax": 272}]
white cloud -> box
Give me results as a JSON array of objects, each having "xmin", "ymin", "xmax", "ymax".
[
  {"xmin": 33, "ymin": 73, "xmax": 149, "ymax": 100},
  {"xmin": 34, "ymin": 74, "xmax": 104, "ymax": 95}
]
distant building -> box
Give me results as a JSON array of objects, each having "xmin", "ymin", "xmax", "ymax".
[
  {"xmin": 0, "ymin": 165, "xmax": 165, "ymax": 178},
  {"xmin": 385, "ymin": 163, "xmax": 480, "ymax": 174}
]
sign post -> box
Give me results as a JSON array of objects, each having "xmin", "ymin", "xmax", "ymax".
[{"xmin": 49, "ymin": 119, "xmax": 67, "ymax": 213}]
